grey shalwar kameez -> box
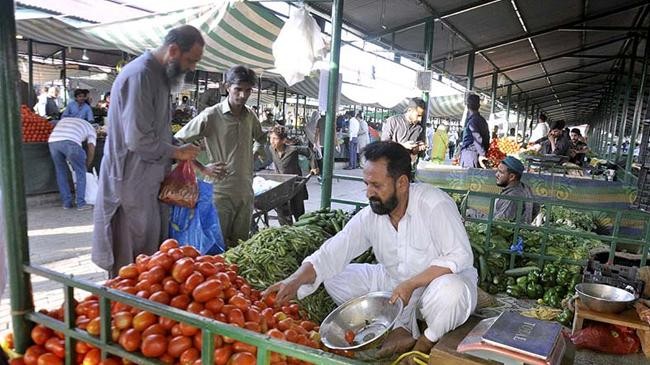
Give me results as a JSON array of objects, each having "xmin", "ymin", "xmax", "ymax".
[
  {"xmin": 174, "ymin": 100, "xmax": 265, "ymax": 247},
  {"xmin": 92, "ymin": 51, "xmax": 174, "ymax": 276}
]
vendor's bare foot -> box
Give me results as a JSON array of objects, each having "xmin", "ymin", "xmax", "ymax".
[{"xmin": 376, "ymin": 327, "xmax": 416, "ymax": 359}]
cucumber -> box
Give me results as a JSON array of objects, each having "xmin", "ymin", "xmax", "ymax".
[{"xmin": 504, "ymin": 266, "xmax": 540, "ymax": 277}]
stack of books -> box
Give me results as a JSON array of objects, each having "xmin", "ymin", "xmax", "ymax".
[{"xmin": 457, "ymin": 311, "xmax": 566, "ymax": 365}]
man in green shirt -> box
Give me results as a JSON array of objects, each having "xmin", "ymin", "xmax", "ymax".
[{"xmin": 175, "ymin": 65, "xmax": 266, "ymax": 247}]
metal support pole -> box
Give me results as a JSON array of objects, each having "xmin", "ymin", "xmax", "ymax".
[
  {"xmin": 490, "ymin": 71, "xmax": 498, "ymax": 117},
  {"xmin": 294, "ymin": 93, "xmax": 299, "ymax": 129},
  {"xmin": 256, "ymin": 76, "xmax": 261, "ymax": 114},
  {"xmin": 274, "ymin": 83, "xmax": 278, "ymax": 103},
  {"xmin": 624, "ymin": 32, "xmax": 650, "ymax": 184},
  {"xmin": 282, "ymin": 88, "xmax": 287, "ymax": 122},
  {"xmin": 320, "ymin": 0, "xmax": 344, "ymax": 209},
  {"xmin": 28, "ymin": 39, "xmax": 33, "ymax": 105},
  {"xmin": 61, "ymin": 47, "xmax": 67, "ymax": 105},
  {"xmin": 420, "ymin": 19, "xmax": 434, "ymax": 146},
  {"xmin": 505, "ymin": 84, "xmax": 512, "ymax": 127},
  {"xmin": 0, "ymin": 0, "xmax": 34, "ymax": 352},
  {"xmin": 466, "ymin": 52, "xmax": 475, "ymax": 92},
  {"xmin": 303, "ymin": 95, "xmax": 307, "ymax": 121},
  {"xmin": 522, "ymin": 98, "xmax": 529, "ymax": 142},
  {"xmin": 616, "ymin": 35, "xmax": 639, "ymax": 165}
]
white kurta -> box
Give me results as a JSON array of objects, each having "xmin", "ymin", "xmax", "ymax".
[{"xmin": 299, "ymin": 183, "xmax": 478, "ymax": 342}]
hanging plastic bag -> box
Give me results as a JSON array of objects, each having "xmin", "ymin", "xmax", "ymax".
[
  {"xmin": 159, "ymin": 161, "xmax": 198, "ymax": 208},
  {"xmin": 84, "ymin": 169, "xmax": 99, "ymax": 205},
  {"xmin": 169, "ymin": 181, "xmax": 225, "ymax": 255},
  {"xmin": 272, "ymin": 6, "xmax": 327, "ymax": 86}
]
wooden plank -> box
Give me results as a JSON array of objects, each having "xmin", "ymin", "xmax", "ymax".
[{"xmin": 575, "ymin": 300, "xmax": 650, "ymax": 331}]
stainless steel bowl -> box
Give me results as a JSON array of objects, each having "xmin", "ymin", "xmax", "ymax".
[
  {"xmin": 575, "ymin": 283, "xmax": 637, "ymax": 313},
  {"xmin": 319, "ymin": 292, "xmax": 403, "ymax": 360}
]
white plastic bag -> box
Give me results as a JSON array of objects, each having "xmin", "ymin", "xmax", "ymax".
[
  {"xmin": 272, "ymin": 7, "xmax": 327, "ymax": 86},
  {"xmin": 84, "ymin": 169, "xmax": 98, "ymax": 205},
  {"xmin": 70, "ymin": 165, "xmax": 98, "ymax": 205}
]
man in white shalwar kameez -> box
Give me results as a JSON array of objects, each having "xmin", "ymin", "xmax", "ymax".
[{"xmin": 265, "ymin": 141, "xmax": 477, "ymax": 359}]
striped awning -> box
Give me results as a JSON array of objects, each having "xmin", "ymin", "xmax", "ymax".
[
  {"xmin": 393, "ymin": 94, "xmax": 496, "ymax": 118},
  {"xmin": 81, "ymin": 2, "xmax": 281, "ymax": 73},
  {"xmin": 16, "ymin": 2, "xmax": 283, "ymax": 73}
]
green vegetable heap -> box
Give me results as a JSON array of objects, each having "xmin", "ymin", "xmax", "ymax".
[{"xmin": 224, "ymin": 208, "xmax": 376, "ymax": 322}]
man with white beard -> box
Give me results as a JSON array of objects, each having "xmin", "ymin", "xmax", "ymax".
[{"xmin": 92, "ymin": 25, "xmax": 203, "ymax": 277}]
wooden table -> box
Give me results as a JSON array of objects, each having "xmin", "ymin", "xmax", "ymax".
[{"xmin": 572, "ymin": 299, "xmax": 650, "ymax": 357}]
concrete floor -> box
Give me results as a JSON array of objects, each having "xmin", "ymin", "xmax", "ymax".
[{"xmin": 1, "ymin": 164, "xmax": 648, "ymax": 364}]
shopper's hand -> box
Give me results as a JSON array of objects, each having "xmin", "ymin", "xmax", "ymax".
[
  {"xmin": 310, "ymin": 168, "xmax": 320, "ymax": 176},
  {"xmin": 401, "ymin": 141, "xmax": 418, "ymax": 151},
  {"xmin": 416, "ymin": 141, "xmax": 427, "ymax": 152},
  {"xmin": 204, "ymin": 162, "xmax": 228, "ymax": 180},
  {"xmin": 174, "ymin": 143, "xmax": 200, "ymax": 161},
  {"xmin": 478, "ymin": 156, "xmax": 489, "ymax": 169},
  {"xmin": 390, "ymin": 280, "xmax": 416, "ymax": 306}
]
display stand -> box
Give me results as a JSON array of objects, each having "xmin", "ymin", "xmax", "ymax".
[{"xmin": 571, "ymin": 299, "xmax": 650, "ymax": 357}]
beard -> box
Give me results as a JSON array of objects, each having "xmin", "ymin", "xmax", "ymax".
[
  {"xmin": 369, "ymin": 190, "xmax": 398, "ymax": 216},
  {"xmin": 166, "ymin": 59, "xmax": 186, "ymax": 94},
  {"xmin": 496, "ymin": 179, "xmax": 508, "ymax": 188}
]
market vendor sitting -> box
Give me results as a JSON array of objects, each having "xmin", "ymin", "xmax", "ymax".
[
  {"xmin": 62, "ymin": 89, "xmax": 95, "ymax": 123},
  {"xmin": 536, "ymin": 119, "xmax": 571, "ymax": 157},
  {"xmin": 264, "ymin": 141, "xmax": 477, "ymax": 359},
  {"xmin": 494, "ymin": 156, "xmax": 539, "ymax": 224}
]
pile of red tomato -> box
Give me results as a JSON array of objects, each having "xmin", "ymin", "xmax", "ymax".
[
  {"xmin": 21, "ymin": 105, "xmax": 53, "ymax": 143},
  {"xmin": 487, "ymin": 138, "xmax": 507, "ymax": 167},
  {"xmin": 9, "ymin": 239, "xmax": 328, "ymax": 365}
]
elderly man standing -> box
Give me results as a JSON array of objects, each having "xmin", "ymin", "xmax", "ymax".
[
  {"xmin": 494, "ymin": 156, "xmax": 539, "ymax": 224},
  {"xmin": 175, "ymin": 65, "xmax": 267, "ymax": 247},
  {"xmin": 92, "ymin": 25, "xmax": 203, "ymax": 277},
  {"xmin": 265, "ymin": 141, "xmax": 477, "ymax": 359}
]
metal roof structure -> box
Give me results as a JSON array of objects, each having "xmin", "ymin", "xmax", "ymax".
[{"xmin": 307, "ymin": 0, "xmax": 650, "ymax": 124}]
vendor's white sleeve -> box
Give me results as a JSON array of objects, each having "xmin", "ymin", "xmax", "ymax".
[
  {"xmin": 298, "ymin": 212, "xmax": 372, "ymax": 299},
  {"xmin": 427, "ymin": 198, "xmax": 474, "ymax": 273}
]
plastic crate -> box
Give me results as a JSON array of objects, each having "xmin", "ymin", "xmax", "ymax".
[{"xmin": 582, "ymin": 259, "xmax": 644, "ymax": 295}]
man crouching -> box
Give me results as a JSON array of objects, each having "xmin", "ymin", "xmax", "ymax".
[{"xmin": 264, "ymin": 141, "xmax": 477, "ymax": 360}]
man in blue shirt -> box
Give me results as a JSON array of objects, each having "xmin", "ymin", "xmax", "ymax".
[
  {"xmin": 459, "ymin": 94, "xmax": 490, "ymax": 168},
  {"xmin": 62, "ymin": 89, "xmax": 94, "ymax": 122}
]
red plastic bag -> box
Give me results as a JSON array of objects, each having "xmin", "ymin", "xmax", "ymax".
[
  {"xmin": 570, "ymin": 324, "xmax": 640, "ymax": 354},
  {"xmin": 158, "ymin": 161, "xmax": 198, "ymax": 208}
]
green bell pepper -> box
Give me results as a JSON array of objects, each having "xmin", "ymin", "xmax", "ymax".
[
  {"xmin": 526, "ymin": 269, "xmax": 541, "ymax": 284},
  {"xmin": 506, "ymin": 285, "xmax": 524, "ymax": 299},
  {"xmin": 555, "ymin": 308, "xmax": 573, "ymax": 327},
  {"xmin": 556, "ymin": 267, "xmax": 570, "ymax": 283},
  {"xmin": 516, "ymin": 276, "xmax": 529, "ymax": 287}
]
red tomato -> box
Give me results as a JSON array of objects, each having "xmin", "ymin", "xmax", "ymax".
[
  {"xmin": 113, "ymin": 311, "xmax": 133, "ymax": 330},
  {"xmin": 31, "ymin": 325, "xmax": 53, "ymax": 345},
  {"xmin": 195, "ymin": 262, "xmax": 218, "ymax": 277},
  {"xmin": 171, "ymin": 257, "xmax": 195, "ymax": 283},
  {"xmin": 205, "ymin": 298, "xmax": 224, "ymax": 313},
  {"xmin": 184, "ymin": 272, "xmax": 205, "ymax": 293},
  {"xmin": 233, "ymin": 341, "xmax": 257, "ymax": 354},
  {"xmin": 142, "ymin": 324, "xmax": 167, "ymax": 337},
  {"xmin": 213, "ymin": 345, "xmax": 232, "ymax": 365},
  {"xmin": 159, "ymin": 238, "xmax": 179, "ymax": 252},
  {"xmin": 24, "ymin": 345, "xmax": 47, "ymax": 365},
  {"xmin": 179, "ymin": 348, "xmax": 200, "ymax": 365},
  {"xmin": 149, "ymin": 291, "xmax": 171, "ymax": 305},
  {"xmin": 44, "ymin": 337, "xmax": 65, "ymax": 358},
  {"xmin": 118, "ymin": 264, "xmax": 139, "ymax": 279},
  {"xmin": 132, "ymin": 311, "xmax": 157, "ymax": 331},
  {"xmin": 192, "ymin": 279, "xmax": 222, "ymax": 303},
  {"xmin": 82, "ymin": 349, "xmax": 100, "ymax": 365},
  {"xmin": 228, "ymin": 308, "xmax": 245, "ymax": 327},
  {"xmin": 118, "ymin": 329, "xmax": 141, "ymax": 352},
  {"xmin": 146, "ymin": 252, "xmax": 174, "ymax": 271},
  {"xmin": 167, "ymin": 335, "xmax": 193, "ymax": 358},
  {"xmin": 36, "ymin": 353, "xmax": 62, "ymax": 365},
  {"xmin": 141, "ymin": 334, "xmax": 168, "ymax": 358},
  {"xmin": 227, "ymin": 352, "xmax": 256, "ymax": 365},
  {"xmin": 170, "ymin": 294, "xmax": 191, "ymax": 310},
  {"xmin": 180, "ymin": 246, "xmax": 200, "ymax": 258}
]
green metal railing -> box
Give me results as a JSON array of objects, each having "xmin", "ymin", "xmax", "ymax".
[
  {"xmin": 331, "ymin": 173, "xmax": 650, "ymax": 269},
  {"xmin": 24, "ymin": 264, "xmax": 363, "ymax": 365}
]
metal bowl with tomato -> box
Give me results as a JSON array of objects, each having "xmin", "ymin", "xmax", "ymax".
[{"xmin": 319, "ymin": 291, "xmax": 403, "ymax": 361}]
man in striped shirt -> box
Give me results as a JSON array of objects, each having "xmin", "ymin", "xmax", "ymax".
[{"xmin": 48, "ymin": 117, "xmax": 97, "ymax": 210}]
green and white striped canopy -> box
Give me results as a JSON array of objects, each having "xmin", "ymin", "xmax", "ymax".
[
  {"xmin": 82, "ymin": 2, "xmax": 282, "ymax": 73},
  {"xmin": 392, "ymin": 94, "xmax": 496, "ymax": 118},
  {"xmin": 17, "ymin": 2, "xmax": 283, "ymax": 73}
]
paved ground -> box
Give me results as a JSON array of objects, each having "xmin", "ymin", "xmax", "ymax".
[
  {"xmin": 1, "ymin": 165, "xmax": 645, "ymax": 364},
  {"xmin": 0, "ymin": 164, "xmax": 367, "ymax": 334}
]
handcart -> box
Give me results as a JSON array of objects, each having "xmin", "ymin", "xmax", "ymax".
[{"xmin": 251, "ymin": 172, "xmax": 313, "ymax": 230}]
